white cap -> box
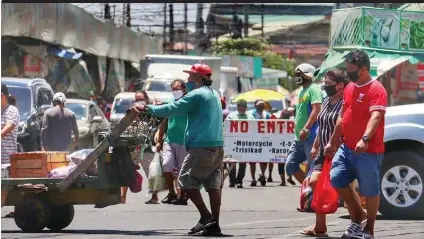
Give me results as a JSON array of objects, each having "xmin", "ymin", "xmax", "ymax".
[
  {"xmin": 53, "ymin": 92, "xmax": 66, "ymax": 104},
  {"xmin": 295, "ymin": 63, "xmax": 316, "ymax": 78}
]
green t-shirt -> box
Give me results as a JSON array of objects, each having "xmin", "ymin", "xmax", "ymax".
[
  {"xmin": 294, "ymin": 84, "xmax": 323, "ymax": 140},
  {"xmin": 165, "ymin": 115, "xmax": 188, "ymax": 145}
]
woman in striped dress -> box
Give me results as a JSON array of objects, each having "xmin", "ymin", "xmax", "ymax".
[{"xmin": 300, "ymin": 69, "xmax": 363, "ymax": 236}]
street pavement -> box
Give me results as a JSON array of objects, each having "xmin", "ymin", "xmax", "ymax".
[{"xmin": 2, "ymin": 166, "xmax": 424, "ymax": 239}]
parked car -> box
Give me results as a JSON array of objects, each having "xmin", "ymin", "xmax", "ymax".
[
  {"xmin": 65, "ymin": 99, "xmax": 110, "ymax": 149},
  {"xmin": 142, "ymin": 75, "xmax": 177, "ymax": 104},
  {"xmin": 110, "ymin": 92, "xmax": 136, "ymax": 129},
  {"xmin": 1, "ymin": 77, "xmax": 54, "ymax": 152},
  {"xmin": 380, "ymin": 103, "xmax": 424, "ymax": 219}
]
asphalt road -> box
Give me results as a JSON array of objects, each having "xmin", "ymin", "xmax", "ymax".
[{"xmin": 2, "ymin": 166, "xmax": 424, "ymax": 239}]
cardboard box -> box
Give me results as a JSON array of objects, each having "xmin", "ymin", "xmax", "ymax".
[{"xmin": 10, "ymin": 152, "xmax": 69, "ymax": 178}]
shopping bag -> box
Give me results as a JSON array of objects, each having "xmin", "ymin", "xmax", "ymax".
[
  {"xmin": 311, "ymin": 157, "xmax": 339, "ymax": 214},
  {"xmin": 147, "ymin": 152, "xmax": 166, "ymax": 193}
]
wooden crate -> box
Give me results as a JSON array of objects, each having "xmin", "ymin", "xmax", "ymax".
[{"xmin": 10, "ymin": 151, "xmax": 69, "ymax": 178}]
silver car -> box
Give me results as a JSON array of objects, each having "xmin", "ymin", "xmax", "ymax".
[
  {"xmin": 110, "ymin": 92, "xmax": 136, "ymax": 129},
  {"xmin": 65, "ymin": 99, "xmax": 110, "ymax": 149}
]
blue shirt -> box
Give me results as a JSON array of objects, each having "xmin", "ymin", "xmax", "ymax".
[
  {"xmin": 249, "ymin": 109, "xmax": 271, "ymax": 119},
  {"xmin": 148, "ymin": 86, "xmax": 223, "ymax": 148}
]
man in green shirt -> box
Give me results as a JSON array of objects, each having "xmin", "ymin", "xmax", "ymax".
[
  {"xmin": 226, "ymin": 99, "xmax": 254, "ymax": 188},
  {"xmin": 151, "ymin": 79, "xmax": 189, "ymax": 205},
  {"xmin": 285, "ymin": 63, "xmax": 323, "ymax": 184}
]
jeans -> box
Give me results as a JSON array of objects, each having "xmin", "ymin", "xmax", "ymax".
[{"xmin": 229, "ymin": 163, "xmax": 247, "ymax": 184}]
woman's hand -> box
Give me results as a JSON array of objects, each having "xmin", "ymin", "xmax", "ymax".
[{"xmin": 310, "ymin": 146, "xmax": 318, "ymax": 160}]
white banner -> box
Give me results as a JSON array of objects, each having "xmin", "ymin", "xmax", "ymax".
[{"xmin": 224, "ymin": 119, "xmax": 295, "ymax": 163}]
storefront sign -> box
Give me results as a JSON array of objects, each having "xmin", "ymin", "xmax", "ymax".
[{"xmin": 224, "ymin": 119, "xmax": 295, "ymax": 163}]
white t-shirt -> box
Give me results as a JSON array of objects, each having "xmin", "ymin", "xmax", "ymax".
[{"xmin": 1, "ymin": 105, "xmax": 20, "ymax": 164}]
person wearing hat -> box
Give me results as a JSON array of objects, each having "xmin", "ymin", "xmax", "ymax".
[
  {"xmin": 132, "ymin": 63, "xmax": 224, "ymax": 236},
  {"xmin": 226, "ymin": 99, "xmax": 255, "ymax": 188},
  {"xmin": 41, "ymin": 92, "xmax": 79, "ymax": 152},
  {"xmin": 285, "ymin": 63, "xmax": 323, "ymax": 186},
  {"xmin": 1, "ymin": 84, "xmax": 20, "ymax": 166}
]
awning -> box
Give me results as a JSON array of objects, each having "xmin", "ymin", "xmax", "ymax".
[
  {"xmin": 315, "ymin": 49, "xmax": 424, "ymax": 81},
  {"xmin": 47, "ymin": 45, "xmax": 82, "ymax": 60}
]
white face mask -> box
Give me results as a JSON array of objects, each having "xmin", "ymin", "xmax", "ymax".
[{"xmin": 172, "ymin": 90, "xmax": 184, "ymax": 100}]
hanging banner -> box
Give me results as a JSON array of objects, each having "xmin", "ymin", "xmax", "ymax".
[{"xmin": 224, "ymin": 119, "xmax": 295, "ymax": 163}]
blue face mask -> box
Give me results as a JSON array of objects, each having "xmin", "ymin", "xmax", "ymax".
[{"xmin": 186, "ymin": 82, "xmax": 196, "ymax": 92}]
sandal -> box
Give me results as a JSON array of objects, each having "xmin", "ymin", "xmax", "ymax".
[
  {"xmin": 300, "ymin": 225, "xmax": 328, "ymax": 237},
  {"xmin": 145, "ymin": 199, "xmax": 159, "ymax": 204},
  {"xmin": 188, "ymin": 218, "xmax": 217, "ymax": 235}
]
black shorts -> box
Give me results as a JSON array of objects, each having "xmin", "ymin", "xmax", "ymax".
[{"xmin": 313, "ymin": 149, "xmax": 325, "ymax": 171}]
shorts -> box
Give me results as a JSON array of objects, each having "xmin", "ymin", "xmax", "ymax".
[
  {"xmin": 179, "ymin": 147, "xmax": 224, "ymax": 191},
  {"xmin": 313, "ymin": 149, "xmax": 325, "ymax": 171},
  {"xmin": 330, "ymin": 144, "xmax": 383, "ymax": 197},
  {"xmin": 285, "ymin": 140, "xmax": 314, "ymax": 176},
  {"xmin": 162, "ymin": 141, "xmax": 187, "ymax": 173}
]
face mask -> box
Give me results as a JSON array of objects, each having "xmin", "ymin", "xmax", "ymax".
[
  {"xmin": 294, "ymin": 76, "xmax": 303, "ymax": 85},
  {"xmin": 347, "ymin": 70, "xmax": 360, "ymax": 82},
  {"xmin": 324, "ymin": 84, "xmax": 338, "ymax": 97},
  {"xmin": 172, "ymin": 90, "xmax": 184, "ymax": 100},
  {"xmin": 256, "ymin": 105, "xmax": 265, "ymax": 112},
  {"xmin": 186, "ymin": 82, "xmax": 196, "ymax": 92}
]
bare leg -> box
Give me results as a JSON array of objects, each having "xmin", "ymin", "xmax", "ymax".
[
  {"xmin": 187, "ymin": 188, "xmax": 212, "ymax": 222},
  {"xmin": 121, "ymin": 187, "xmax": 128, "ymax": 204},
  {"xmin": 249, "ymin": 163, "xmax": 256, "ymax": 181},
  {"xmin": 309, "ymin": 171, "xmax": 327, "ymax": 233},
  {"xmin": 336, "ymin": 186, "xmax": 366, "ymax": 224},
  {"xmin": 259, "ymin": 163, "xmax": 267, "ymax": 176},
  {"xmin": 208, "ymin": 189, "xmax": 222, "ymax": 223},
  {"xmin": 293, "ymin": 169, "xmax": 306, "ymax": 184},
  {"xmin": 163, "ymin": 172, "xmax": 176, "ymax": 195},
  {"xmin": 268, "ymin": 163, "xmax": 274, "ymax": 181},
  {"xmin": 364, "ymin": 195, "xmax": 379, "ymax": 235}
]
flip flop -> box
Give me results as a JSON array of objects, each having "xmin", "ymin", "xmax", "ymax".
[
  {"xmin": 188, "ymin": 219, "xmax": 217, "ymax": 235},
  {"xmin": 145, "ymin": 199, "xmax": 159, "ymax": 204},
  {"xmin": 300, "ymin": 226, "xmax": 328, "ymax": 237}
]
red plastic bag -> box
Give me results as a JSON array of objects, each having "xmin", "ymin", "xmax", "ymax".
[
  {"xmin": 128, "ymin": 166, "xmax": 143, "ymax": 193},
  {"xmin": 311, "ymin": 157, "xmax": 339, "ymax": 214}
]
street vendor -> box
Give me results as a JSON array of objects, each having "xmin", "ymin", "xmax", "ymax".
[{"xmin": 132, "ymin": 63, "xmax": 224, "ymax": 236}]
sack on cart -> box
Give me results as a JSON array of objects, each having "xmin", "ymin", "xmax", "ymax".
[
  {"xmin": 147, "ymin": 152, "xmax": 166, "ymax": 194},
  {"xmin": 67, "ymin": 149, "xmax": 98, "ymax": 176}
]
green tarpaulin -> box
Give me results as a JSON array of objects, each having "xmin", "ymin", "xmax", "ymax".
[{"xmin": 315, "ymin": 48, "xmax": 424, "ymax": 80}]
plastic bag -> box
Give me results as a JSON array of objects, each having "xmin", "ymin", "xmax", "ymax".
[
  {"xmin": 48, "ymin": 165, "xmax": 78, "ymax": 178},
  {"xmin": 311, "ymin": 158, "xmax": 339, "ymax": 214},
  {"xmin": 128, "ymin": 165, "xmax": 143, "ymax": 193},
  {"xmin": 147, "ymin": 152, "xmax": 166, "ymax": 193},
  {"xmin": 67, "ymin": 149, "xmax": 97, "ymax": 175}
]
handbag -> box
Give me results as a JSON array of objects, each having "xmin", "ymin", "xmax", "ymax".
[{"xmin": 311, "ymin": 157, "xmax": 339, "ymax": 214}]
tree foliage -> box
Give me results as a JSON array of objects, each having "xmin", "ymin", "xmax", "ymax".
[{"xmin": 212, "ymin": 38, "xmax": 296, "ymax": 76}]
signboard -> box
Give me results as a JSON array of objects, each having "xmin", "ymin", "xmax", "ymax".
[{"xmin": 223, "ymin": 119, "xmax": 295, "ymax": 163}]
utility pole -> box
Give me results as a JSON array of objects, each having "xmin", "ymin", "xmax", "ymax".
[
  {"xmin": 184, "ymin": 3, "xmax": 188, "ymax": 54},
  {"xmin": 126, "ymin": 3, "xmax": 131, "ymax": 27},
  {"xmin": 163, "ymin": 3, "xmax": 167, "ymax": 44},
  {"xmin": 122, "ymin": 3, "xmax": 125, "ymax": 25},
  {"xmin": 169, "ymin": 4, "xmax": 174, "ymax": 45},
  {"xmin": 112, "ymin": 4, "xmax": 116, "ymax": 21},
  {"xmin": 244, "ymin": 6, "xmax": 249, "ymax": 38},
  {"xmin": 104, "ymin": 4, "xmax": 111, "ymax": 20},
  {"xmin": 261, "ymin": 4, "xmax": 264, "ymax": 39}
]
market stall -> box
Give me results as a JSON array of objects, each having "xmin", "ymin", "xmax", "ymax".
[{"xmin": 316, "ymin": 7, "xmax": 424, "ymax": 105}]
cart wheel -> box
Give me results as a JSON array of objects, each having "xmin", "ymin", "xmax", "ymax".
[
  {"xmin": 46, "ymin": 204, "xmax": 75, "ymax": 231},
  {"xmin": 14, "ymin": 196, "xmax": 50, "ymax": 233}
]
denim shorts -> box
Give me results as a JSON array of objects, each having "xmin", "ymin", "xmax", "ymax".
[
  {"xmin": 285, "ymin": 139, "xmax": 314, "ymax": 177},
  {"xmin": 330, "ymin": 144, "xmax": 383, "ymax": 197}
]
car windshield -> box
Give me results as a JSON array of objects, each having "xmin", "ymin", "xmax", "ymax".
[
  {"xmin": 6, "ymin": 86, "xmax": 32, "ymax": 117},
  {"xmin": 144, "ymin": 80, "xmax": 172, "ymax": 92},
  {"xmin": 65, "ymin": 103, "xmax": 88, "ymax": 121},
  {"xmin": 112, "ymin": 98, "xmax": 134, "ymax": 114}
]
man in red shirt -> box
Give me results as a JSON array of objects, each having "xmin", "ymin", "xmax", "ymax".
[{"xmin": 325, "ymin": 50, "xmax": 387, "ymax": 239}]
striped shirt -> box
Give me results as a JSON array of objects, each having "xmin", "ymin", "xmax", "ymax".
[
  {"xmin": 317, "ymin": 97, "xmax": 343, "ymax": 150},
  {"xmin": 1, "ymin": 105, "xmax": 20, "ymax": 164}
]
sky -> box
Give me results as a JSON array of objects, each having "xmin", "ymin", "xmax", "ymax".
[{"xmin": 71, "ymin": 3, "xmax": 335, "ymax": 36}]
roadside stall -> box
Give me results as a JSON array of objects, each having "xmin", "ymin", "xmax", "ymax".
[{"xmin": 315, "ymin": 7, "xmax": 424, "ymax": 106}]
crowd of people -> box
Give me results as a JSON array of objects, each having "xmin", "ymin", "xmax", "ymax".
[{"xmin": 1, "ymin": 50, "xmax": 387, "ymax": 239}]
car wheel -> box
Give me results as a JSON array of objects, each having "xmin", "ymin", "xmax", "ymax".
[{"xmin": 379, "ymin": 149, "xmax": 424, "ymax": 219}]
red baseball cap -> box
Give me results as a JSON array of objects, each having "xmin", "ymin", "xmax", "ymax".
[{"xmin": 183, "ymin": 63, "xmax": 212, "ymax": 77}]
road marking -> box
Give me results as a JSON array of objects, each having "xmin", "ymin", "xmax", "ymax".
[{"xmin": 222, "ymin": 215, "xmax": 316, "ymax": 227}]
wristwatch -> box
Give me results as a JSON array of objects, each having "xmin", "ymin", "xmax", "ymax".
[{"xmin": 361, "ymin": 135, "xmax": 370, "ymax": 142}]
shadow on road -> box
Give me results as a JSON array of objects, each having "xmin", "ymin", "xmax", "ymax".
[{"xmin": 338, "ymin": 214, "xmax": 424, "ymax": 221}]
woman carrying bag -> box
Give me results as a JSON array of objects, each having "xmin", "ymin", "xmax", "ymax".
[{"xmin": 300, "ymin": 69, "xmax": 364, "ymax": 236}]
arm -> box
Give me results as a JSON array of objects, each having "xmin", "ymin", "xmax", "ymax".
[
  {"xmin": 148, "ymin": 92, "xmax": 198, "ymax": 118},
  {"xmin": 364, "ymin": 86, "xmax": 387, "ymax": 139},
  {"xmin": 1, "ymin": 122, "xmax": 16, "ymax": 137},
  {"xmin": 303, "ymin": 87, "xmax": 323, "ymax": 130},
  {"xmin": 154, "ymin": 118, "xmax": 168, "ymax": 144},
  {"xmin": 1, "ymin": 107, "xmax": 20, "ymax": 137},
  {"xmin": 71, "ymin": 114, "xmax": 79, "ymax": 143},
  {"xmin": 329, "ymin": 104, "xmax": 344, "ymax": 146},
  {"xmin": 363, "ymin": 111, "xmax": 384, "ymax": 139},
  {"xmin": 40, "ymin": 112, "xmax": 49, "ymax": 150},
  {"xmin": 312, "ymin": 133, "xmax": 320, "ymax": 150}
]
